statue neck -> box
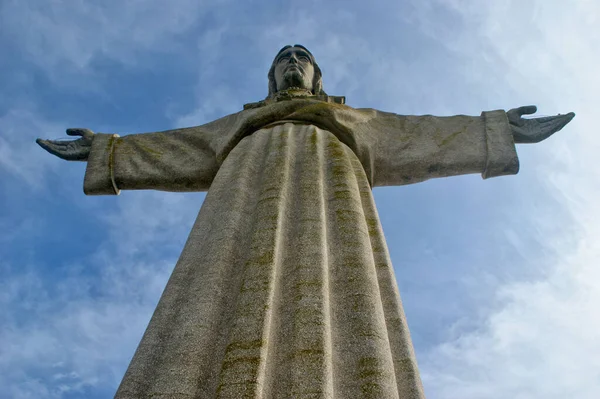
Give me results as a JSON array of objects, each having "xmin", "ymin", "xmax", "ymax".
[{"xmin": 243, "ymin": 88, "xmax": 346, "ymax": 110}]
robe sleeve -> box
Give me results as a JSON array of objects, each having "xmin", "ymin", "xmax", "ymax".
[
  {"xmin": 83, "ymin": 127, "xmax": 219, "ymax": 195},
  {"xmin": 369, "ymin": 109, "xmax": 519, "ymax": 187}
]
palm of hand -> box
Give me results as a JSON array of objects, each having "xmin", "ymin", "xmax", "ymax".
[
  {"xmin": 36, "ymin": 128, "xmax": 94, "ymax": 161},
  {"xmin": 508, "ymin": 105, "xmax": 575, "ymax": 144}
]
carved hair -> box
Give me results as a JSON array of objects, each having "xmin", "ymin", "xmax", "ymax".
[{"xmin": 267, "ymin": 44, "xmax": 327, "ymax": 98}]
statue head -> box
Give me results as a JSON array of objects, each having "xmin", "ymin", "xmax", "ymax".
[{"xmin": 267, "ymin": 45, "xmax": 326, "ymax": 98}]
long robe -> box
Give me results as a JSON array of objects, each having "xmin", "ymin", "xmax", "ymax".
[{"xmin": 84, "ymin": 99, "xmax": 519, "ymax": 399}]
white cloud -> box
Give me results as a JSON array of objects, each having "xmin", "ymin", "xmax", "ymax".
[
  {"xmin": 0, "ymin": 189, "xmax": 203, "ymax": 398},
  {"xmin": 411, "ymin": 1, "xmax": 600, "ymax": 398},
  {"xmin": 0, "ymin": 0, "xmax": 226, "ymax": 83},
  {"xmin": 0, "ymin": 260, "xmax": 170, "ymax": 398},
  {"xmin": 4, "ymin": 1, "xmax": 599, "ymax": 398},
  {"xmin": 169, "ymin": 6, "xmax": 374, "ymax": 124},
  {"xmin": 0, "ymin": 106, "xmax": 66, "ymax": 188}
]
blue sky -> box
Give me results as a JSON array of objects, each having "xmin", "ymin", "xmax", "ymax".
[{"xmin": 0, "ymin": 0, "xmax": 597, "ymax": 398}]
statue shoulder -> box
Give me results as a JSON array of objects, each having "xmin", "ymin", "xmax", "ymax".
[
  {"xmin": 243, "ymin": 93, "xmax": 347, "ymax": 110},
  {"xmin": 192, "ymin": 109, "xmax": 249, "ymax": 133}
]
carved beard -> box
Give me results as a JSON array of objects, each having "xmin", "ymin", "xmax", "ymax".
[{"xmin": 282, "ymin": 68, "xmax": 309, "ymax": 90}]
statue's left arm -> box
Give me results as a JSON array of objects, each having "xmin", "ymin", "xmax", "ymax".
[
  {"xmin": 37, "ymin": 109, "xmax": 255, "ymax": 195},
  {"xmin": 37, "ymin": 126, "xmax": 221, "ymax": 195},
  {"xmin": 365, "ymin": 106, "xmax": 574, "ymax": 187},
  {"xmin": 83, "ymin": 127, "xmax": 220, "ymax": 194}
]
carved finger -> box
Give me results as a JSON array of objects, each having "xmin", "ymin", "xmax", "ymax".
[
  {"xmin": 532, "ymin": 112, "xmax": 575, "ymax": 125},
  {"xmin": 36, "ymin": 138, "xmax": 69, "ymax": 149},
  {"xmin": 507, "ymin": 109, "xmax": 523, "ymax": 126},
  {"xmin": 529, "ymin": 115, "xmax": 557, "ymax": 123},
  {"xmin": 66, "ymin": 128, "xmax": 94, "ymax": 138},
  {"xmin": 541, "ymin": 112, "xmax": 575, "ymax": 134},
  {"xmin": 561, "ymin": 112, "xmax": 576, "ymax": 126},
  {"xmin": 519, "ymin": 113, "xmax": 575, "ymax": 143},
  {"xmin": 36, "ymin": 138, "xmax": 71, "ymax": 159},
  {"xmin": 517, "ymin": 105, "xmax": 537, "ymax": 116},
  {"xmin": 508, "ymin": 106, "xmax": 535, "ymax": 126}
]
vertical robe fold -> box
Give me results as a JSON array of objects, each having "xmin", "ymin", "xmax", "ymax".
[{"xmin": 83, "ymin": 100, "xmax": 518, "ymax": 398}]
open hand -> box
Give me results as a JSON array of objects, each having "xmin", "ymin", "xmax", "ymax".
[
  {"xmin": 507, "ymin": 105, "xmax": 575, "ymax": 144},
  {"xmin": 36, "ymin": 128, "xmax": 94, "ymax": 161}
]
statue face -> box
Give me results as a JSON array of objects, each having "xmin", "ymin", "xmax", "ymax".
[{"xmin": 273, "ymin": 46, "xmax": 315, "ymax": 92}]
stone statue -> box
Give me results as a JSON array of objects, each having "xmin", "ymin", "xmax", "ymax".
[{"xmin": 37, "ymin": 45, "xmax": 575, "ymax": 399}]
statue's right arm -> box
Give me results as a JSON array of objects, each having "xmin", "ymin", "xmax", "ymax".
[
  {"xmin": 37, "ymin": 126, "xmax": 220, "ymax": 195},
  {"xmin": 363, "ymin": 109, "xmax": 520, "ymax": 187}
]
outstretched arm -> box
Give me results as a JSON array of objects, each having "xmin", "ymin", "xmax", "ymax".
[
  {"xmin": 367, "ymin": 106, "xmax": 574, "ymax": 187},
  {"xmin": 37, "ymin": 126, "xmax": 220, "ymax": 195}
]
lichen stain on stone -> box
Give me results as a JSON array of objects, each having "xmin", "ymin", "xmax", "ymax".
[
  {"xmin": 256, "ymin": 195, "xmax": 281, "ymax": 205},
  {"xmin": 340, "ymin": 257, "xmax": 363, "ymax": 270},
  {"xmin": 356, "ymin": 357, "xmax": 387, "ymax": 399},
  {"xmin": 333, "ymin": 190, "xmax": 352, "ymax": 200},
  {"xmin": 365, "ymin": 217, "xmax": 378, "ymax": 234},
  {"xmin": 357, "ymin": 330, "xmax": 384, "ymax": 340},
  {"xmin": 116, "ymin": 139, "xmax": 165, "ymax": 166},
  {"xmin": 215, "ymin": 381, "xmax": 259, "ymax": 398},
  {"xmin": 330, "ymin": 165, "xmax": 349, "ymax": 180},
  {"xmin": 221, "ymin": 355, "xmax": 261, "ymax": 372},
  {"xmin": 299, "ymin": 217, "xmax": 321, "ymax": 224},
  {"xmin": 348, "ymin": 318, "xmax": 383, "ymax": 338},
  {"xmin": 358, "ymin": 357, "xmax": 385, "ymax": 379},
  {"xmin": 293, "ymin": 307, "xmax": 324, "ymax": 326},
  {"xmin": 336, "ymin": 225, "xmax": 369, "ymax": 243},
  {"xmin": 294, "ymin": 102, "xmax": 346, "ymax": 118},
  {"xmin": 396, "ymin": 358, "xmax": 417, "ymax": 373},
  {"xmin": 289, "ymin": 262, "xmax": 321, "ymax": 276},
  {"xmin": 112, "ymin": 138, "xmax": 122, "ymax": 152},
  {"xmin": 349, "ymin": 292, "xmax": 375, "ymax": 312},
  {"xmin": 240, "ymin": 279, "xmax": 270, "ymax": 293},
  {"xmin": 432, "ymin": 126, "xmax": 465, "ymax": 147},
  {"xmin": 440, "ymin": 129, "xmax": 464, "ymax": 146},
  {"xmin": 360, "ymin": 382, "xmax": 385, "ymax": 399},
  {"xmin": 235, "ymin": 303, "xmax": 269, "ymax": 318},
  {"xmin": 293, "ymin": 292, "xmax": 321, "ymax": 302},
  {"xmin": 138, "ymin": 141, "xmax": 163, "ymax": 156},
  {"xmin": 309, "ymin": 129, "xmax": 319, "ymax": 148},
  {"xmin": 245, "ymin": 250, "xmax": 274, "ymax": 269},
  {"xmin": 325, "ymin": 138, "xmax": 345, "ymax": 160},
  {"xmin": 225, "ymin": 340, "xmax": 264, "ymax": 353},
  {"xmin": 261, "ymin": 186, "xmax": 280, "ymax": 195},
  {"xmin": 427, "ymin": 163, "xmax": 442, "ymax": 174},
  {"xmin": 289, "ymin": 349, "xmax": 325, "ymax": 359},
  {"xmin": 334, "ymin": 208, "xmax": 361, "ymax": 221},
  {"xmin": 294, "ymin": 280, "xmax": 322, "ymax": 289},
  {"xmin": 256, "ymin": 226, "xmax": 277, "ymax": 233}
]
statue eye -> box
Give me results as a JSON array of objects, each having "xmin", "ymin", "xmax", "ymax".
[
  {"xmin": 278, "ymin": 56, "xmax": 289, "ymax": 63},
  {"xmin": 299, "ymin": 56, "xmax": 310, "ymax": 62}
]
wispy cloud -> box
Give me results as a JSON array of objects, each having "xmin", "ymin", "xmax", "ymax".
[
  {"xmin": 0, "ymin": 0, "xmax": 226, "ymax": 87},
  {"xmin": 2, "ymin": 1, "xmax": 597, "ymax": 398},
  {"xmin": 0, "ymin": 190, "xmax": 202, "ymax": 398},
  {"xmin": 0, "ymin": 106, "xmax": 66, "ymax": 188},
  {"xmin": 410, "ymin": 1, "xmax": 600, "ymax": 397}
]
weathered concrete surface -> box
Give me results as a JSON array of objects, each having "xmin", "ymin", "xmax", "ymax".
[
  {"xmin": 81, "ymin": 99, "xmax": 518, "ymax": 398},
  {"xmin": 114, "ymin": 124, "xmax": 425, "ymax": 398},
  {"xmin": 34, "ymin": 43, "xmax": 576, "ymax": 399}
]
